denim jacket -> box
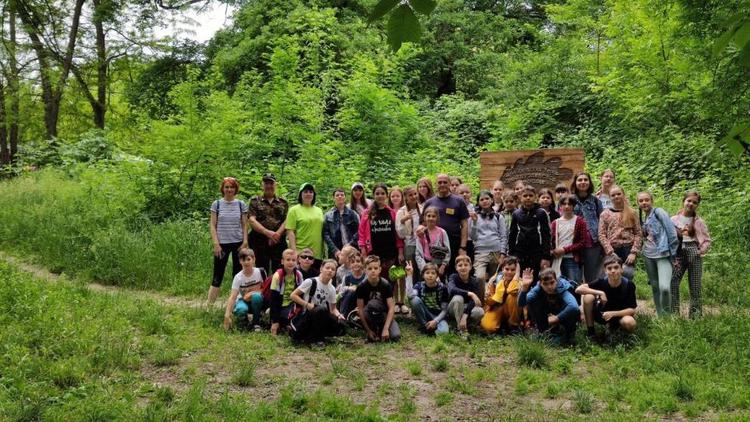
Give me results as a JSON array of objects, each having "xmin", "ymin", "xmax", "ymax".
[
  {"xmin": 641, "ymin": 207, "xmax": 679, "ymax": 258},
  {"xmin": 574, "ymin": 194, "xmax": 603, "ymax": 245},
  {"xmin": 323, "ymin": 207, "xmax": 360, "ymax": 256}
]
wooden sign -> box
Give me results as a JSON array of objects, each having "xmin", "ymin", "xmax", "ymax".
[{"xmin": 479, "ymin": 149, "xmax": 585, "ymax": 191}]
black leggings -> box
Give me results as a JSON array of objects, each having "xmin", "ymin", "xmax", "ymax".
[{"xmin": 212, "ymin": 241, "xmax": 243, "ymax": 287}]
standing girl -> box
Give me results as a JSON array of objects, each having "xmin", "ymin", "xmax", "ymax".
[
  {"xmin": 570, "ymin": 172, "xmax": 604, "ymax": 283},
  {"xmin": 417, "ymin": 177, "xmax": 434, "ymax": 205},
  {"xmin": 397, "ymin": 186, "xmax": 423, "ymax": 282},
  {"xmin": 416, "ymin": 206, "xmax": 451, "ymax": 277},
  {"xmin": 598, "ymin": 185, "xmax": 642, "ymax": 281},
  {"xmin": 596, "ymin": 169, "xmax": 616, "ymax": 210},
  {"xmin": 208, "ymin": 177, "xmax": 249, "ymax": 306},
  {"xmin": 492, "ymin": 180, "xmax": 505, "ymax": 212},
  {"xmin": 389, "ymin": 186, "xmax": 404, "ymax": 212},
  {"xmin": 538, "ymin": 188, "xmax": 560, "ymax": 224},
  {"xmin": 671, "ymin": 191, "xmax": 711, "ymax": 318},
  {"xmin": 358, "ymin": 183, "xmax": 405, "ymax": 281},
  {"xmin": 349, "ymin": 182, "xmax": 371, "ymax": 216},
  {"xmin": 470, "ymin": 190, "xmax": 507, "ymax": 302},
  {"xmin": 637, "ymin": 192, "xmax": 679, "ymax": 316},
  {"xmin": 550, "ymin": 195, "xmax": 590, "ymax": 284}
]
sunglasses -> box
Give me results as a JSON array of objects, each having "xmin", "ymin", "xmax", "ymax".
[{"xmin": 300, "ymin": 255, "xmax": 314, "ymax": 260}]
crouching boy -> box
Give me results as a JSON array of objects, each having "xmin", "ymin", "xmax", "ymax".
[
  {"xmin": 408, "ymin": 263, "xmax": 450, "ymax": 335},
  {"xmin": 356, "ymin": 255, "xmax": 401, "ymax": 342},
  {"xmin": 447, "ymin": 255, "xmax": 485, "ymax": 334},
  {"xmin": 223, "ymin": 248, "xmax": 266, "ymax": 330},
  {"xmin": 480, "ymin": 256, "xmax": 522, "ymax": 334},
  {"xmin": 289, "ymin": 259, "xmax": 346, "ymax": 342},
  {"xmin": 575, "ymin": 255, "xmax": 637, "ymax": 339},
  {"xmin": 518, "ymin": 268, "xmax": 579, "ymax": 345}
]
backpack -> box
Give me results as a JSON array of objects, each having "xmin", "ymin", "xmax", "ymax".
[
  {"xmin": 260, "ymin": 268, "xmax": 300, "ymax": 302},
  {"xmin": 214, "ymin": 199, "xmax": 243, "ymax": 222}
]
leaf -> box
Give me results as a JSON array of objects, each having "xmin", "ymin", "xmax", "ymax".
[
  {"xmin": 387, "ymin": 4, "xmax": 422, "ymax": 51},
  {"xmin": 369, "ymin": 0, "xmax": 399, "ymax": 23},
  {"xmin": 738, "ymin": 42, "xmax": 750, "ymax": 67},
  {"xmin": 720, "ymin": 122, "xmax": 750, "ymax": 155},
  {"xmin": 733, "ymin": 21, "xmax": 750, "ymax": 50},
  {"xmin": 409, "ymin": 0, "xmax": 437, "ymax": 15}
]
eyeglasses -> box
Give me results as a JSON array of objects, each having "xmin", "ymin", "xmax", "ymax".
[{"xmin": 300, "ymin": 255, "xmax": 314, "ymax": 260}]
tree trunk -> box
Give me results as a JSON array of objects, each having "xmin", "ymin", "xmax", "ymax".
[
  {"xmin": 17, "ymin": 0, "xmax": 86, "ymax": 140},
  {"xmin": 8, "ymin": 0, "xmax": 19, "ymax": 162},
  {"xmin": 94, "ymin": 0, "xmax": 106, "ymax": 129},
  {"xmin": 0, "ymin": 80, "xmax": 8, "ymax": 164}
]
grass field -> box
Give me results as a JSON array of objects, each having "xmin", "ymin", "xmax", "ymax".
[{"xmin": 1, "ymin": 259, "xmax": 749, "ymax": 421}]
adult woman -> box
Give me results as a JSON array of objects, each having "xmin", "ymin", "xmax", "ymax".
[
  {"xmin": 570, "ymin": 172, "xmax": 604, "ymax": 283},
  {"xmin": 208, "ymin": 177, "xmax": 248, "ymax": 306},
  {"xmin": 358, "ymin": 183, "xmax": 404, "ymax": 280},
  {"xmin": 285, "ymin": 183, "xmax": 325, "ymax": 269},
  {"xmin": 417, "ymin": 177, "xmax": 434, "ymax": 205}
]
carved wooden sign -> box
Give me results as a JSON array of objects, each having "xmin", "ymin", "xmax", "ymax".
[{"xmin": 479, "ymin": 149, "xmax": 585, "ymax": 191}]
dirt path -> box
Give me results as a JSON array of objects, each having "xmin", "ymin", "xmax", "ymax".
[{"xmin": 0, "ymin": 251, "xmax": 219, "ymax": 310}]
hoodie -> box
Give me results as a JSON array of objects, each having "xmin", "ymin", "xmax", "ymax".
[{"xmin": 518, "ymin": 278, "xmax": 578, "ymax": 322}]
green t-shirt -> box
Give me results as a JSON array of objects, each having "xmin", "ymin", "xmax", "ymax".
[{"xmin": 285, "ymin": 204, "xmax": 325, "ymax": 259}]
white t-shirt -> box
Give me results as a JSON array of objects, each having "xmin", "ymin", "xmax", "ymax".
[
  {"xmin": 231, "ymin": 268, "xmax": 264, "ymax": 296},
  {"xmin": 298, "ymin": 277, "xmax": 337, "ymax": 309},
  {"xmin": 676, "ymin": 215, "xmax": 695, "ymax": 242},
  {"xmin": 556, "ymin": 216, "xmax": 576, "ymax": 258}
]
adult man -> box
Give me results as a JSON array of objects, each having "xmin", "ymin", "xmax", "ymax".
[
  {"xmin": 323, "ymin": 188, "xmax": 360, "ymax": 260},
  {"xmin": 420, "ymin": 174, "xmax": 469, "ymax": 275},
  {"xmin": 247, "ymin": 173, "xmax": 288, "ymax": 273},
  {"xmin": 576, "ymin": 255, "xmax": 637, "ymax": 339}
]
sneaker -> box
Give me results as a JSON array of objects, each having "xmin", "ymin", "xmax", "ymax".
[
  {"xmin": 347, "ymin": 310, "xmax": 362, "ymax": 329},
  {"xmin": 252, "ymin": 324, "xmax": 262, "ymax": 332},
  {"xmin": 400, "ymin": 304, "xmax": 410, "ymax": 314}
]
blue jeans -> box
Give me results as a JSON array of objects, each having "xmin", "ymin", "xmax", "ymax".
[
  {"xmin": 410, "ymin": 297, "xmax": 449, "ymax": 334},
  {"xmin": 234, "ymin": 292, "xmax": 264, "ymax": 325},
  {"xmin": 560, "ymin": 257, "xmax": 582, "ymax": 284}
]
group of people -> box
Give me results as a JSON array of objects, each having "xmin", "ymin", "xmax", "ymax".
[{"xmin": 209, "ymin": 169, "xmax": 711, "ymax": 344}]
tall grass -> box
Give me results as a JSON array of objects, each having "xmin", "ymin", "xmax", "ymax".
[{"xmin": 0, "ymin": 168, "xmax": 214, "ymax": 296}]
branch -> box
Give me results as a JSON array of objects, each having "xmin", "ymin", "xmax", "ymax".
[{"xmin": 154, "ymin": 0, "xmax": 209, "ymax": 10}]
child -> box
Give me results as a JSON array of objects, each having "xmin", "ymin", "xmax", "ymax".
[
  {"xmin": 508, "ymin": 185, "xmax": 551, "ymax": 283},
  {"xmin": 500, "ymin": 192, "xmax": 517, "ymax": 231},
  {"xmin": 396, "ymin": 186, "xmax": 423, "ymax": 284},
  {"xmin": 447, "ymin": 255, "xmax": 485, "ymax": 333},
  {"xmin": 637, "ymin": 191, "xmax": 679, "ymax": 317},
  {"xmin": 335, "ymin": 245, "xmax": 357, "ymax": 287},
  {"xmin": 670, "ymin": 191, "xmax": 711, "ymax": 318},
  {"xmin": 519, "ymin": 268, "xmax": 579, "ymax": 345},
  {"xmin": 450, "ymin": 176, "xmax": 462, "ymax": 194},
  {"xmin": 417, "ymin": 177, "xmax": 434, "ymax": 205},
  {"xmin": 223, "ymin": 248, "xmax": 266, "ymax": 331},
  {"xmin": 268, "ymin": 249, "xmax": 304, "ymax": 335},
  {"xmin": 554, "ymin": 183, "xmax": 569, "ymax": 204},
  {"xmin": 513, "ymin": 180, "xmax": 525, "ymax": 196},
  {"xmin": 596, "ymin": 169, "xmax": 616, "ymax": 210},
  {"xmin": 389, "ymin": 186, "xmax": 404, "ymax": 211},
  {"xmin": 338, "ymin": 251, "xmax": 366, "ymax": 317},
  {"xmin": 289, "ymin": 259, "xmax": 346, "ymax": 342},
  {"xmin": 415, "ymin": 206, "xmax": 451, "ymax": 276},
  {"xmin": 550, "ymin": 195, "xmax": 591, "ymax": 284},
  {"xmin": 297, "ymin": 247, "xmax": 320, "ymax": 280},
  {"xmin": 408, "ymin": 263, "xmax": 450, "ymax": 335},
  {"xmin": 576, "ymin": 255, "xmax": 637, "ymax": 338},
  {"xmin": 349, "ymin": 182, "xmax": 372, "ymax": 216},
  {"xmin": 480, "ymin": 256, "xmax": 522, "ymax": 334},
  {"xmin": 356, "ymin": 255, "xmax": 401, "ymax": 342},
  {"xmin": 538, "ymin": 188, "xmax": 560, "ymax": 223},
  {"xmin": 598, "ymin": 185, "xmax": 641, "ymax": 281},
  {"xmin": 492, "ymin": 180, "xmax": 505, "ymax": 212},
  {"xmin": 470, "ymin": 190, "xmax": 508, "ymax": 302}
]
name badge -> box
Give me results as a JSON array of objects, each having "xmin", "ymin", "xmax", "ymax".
[{"xmin": 446, "ymin": 208, "xmax": 455, "ymax": 215}]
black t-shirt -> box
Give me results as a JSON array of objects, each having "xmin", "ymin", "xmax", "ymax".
[
  {"xmin": 370, "ymin": 207, "xmax": 397, "ymax": 259},
  {"xmin": 299, "ymin": 266, "xmax": 319, "ymax": 281},
  {"xmin": 355, "ymin": 278, "xmax": 393, "ymax": 305},
  {"xmin": 589, "ymin": 277, "xmax": 637, "ymax": 312}
]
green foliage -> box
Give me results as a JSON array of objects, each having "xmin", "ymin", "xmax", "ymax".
[{"xmin": 515, "ymin": 338, "xmax": 549, "ymax": 369}]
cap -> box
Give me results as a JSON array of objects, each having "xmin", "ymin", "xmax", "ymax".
[
  {"xmin": 299, "ymin": 182, "xmax": 315, "ymax": 193},
  {"xmin": 351, "ymin": 182, "xmax": 364, "ymax": 190},
  {"xmin": 262, "ymin": 173, "xmax": 276, "ymax": 182}
]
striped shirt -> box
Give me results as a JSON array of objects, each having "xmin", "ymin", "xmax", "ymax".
[{"xmin": 211, "ymin": 199, "xmax": 247, "ymax": 244}]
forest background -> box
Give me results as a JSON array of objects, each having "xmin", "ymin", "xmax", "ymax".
[{"xmin": 1, "ymin": 0, "xmax": 750, "ymax": 419}]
